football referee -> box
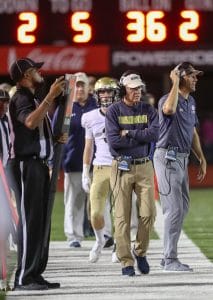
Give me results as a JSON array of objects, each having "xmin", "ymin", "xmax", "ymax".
[{"xmin": 9, "ymin": 58, "xmax": 66, "ymax": 291}]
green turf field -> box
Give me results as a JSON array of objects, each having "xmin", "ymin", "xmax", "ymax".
[
  {"xmin": 51, "ymin": 189, "xmax": 213, "ymax": 261},
  {"xmin": 184, "ymin": 188, "xmax": 213, "ymax": 262},
  {"xmin": 50, "ymin": 192, "xmax": 66, "ymax": 241}
]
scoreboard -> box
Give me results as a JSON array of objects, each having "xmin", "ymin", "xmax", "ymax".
[
  {"xmin": 0, "ymin": 0, "xmax": 213, "ymax": 122},
  {"xmin": 0, "ymin": 0, "xmax": 213, "ymax": 48}
]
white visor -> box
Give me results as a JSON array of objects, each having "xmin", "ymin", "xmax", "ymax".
[{"xmin": 122, "ymin": 74, "xmax": 144, "ymax": 88}]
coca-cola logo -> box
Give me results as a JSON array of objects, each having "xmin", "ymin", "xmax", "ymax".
[
  {"xmin": 29, "ymin": 48, "xmax": 87, "ymax": 70},
  {"xmin": 8, "ymin": 47, "xmax": 87, "ymax": 71},
  {"xmin": 4, "ymin": 45, "xmax": 109, "ymax": 75}
]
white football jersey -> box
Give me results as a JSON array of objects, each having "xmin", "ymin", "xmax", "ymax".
[{"xmin": 81, "ymin": 108, "xmax": 113, "ymax": 166}]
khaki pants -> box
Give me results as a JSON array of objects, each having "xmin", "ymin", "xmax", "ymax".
[
  {"xmin": 90, "ymin": 166, "xmax": 111, "ymax": 221},
  {"xmin": 110, "ymin": 160, "xmax": 156, "ymax": 267}
]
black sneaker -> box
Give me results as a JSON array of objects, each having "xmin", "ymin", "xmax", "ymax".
[
  {"xmin": 122, "ymin": 266, "xmax": 135, "ymax": 276},
  {"xmin": 13, "ymin": 282, "xmax": 48, "ymax": 291},
  {"xmin": 36, "ymin": 276, "xmax": 60, "ymax": 289},
  {"xmin": 103, "ymin": 235, "xmax": 114, "ymax": 248},
  {"xmin": 133, "ymin": 251, "xmax": 150, "ymax": 274},
  {"xmin": 46, "ymin": 281, "xmax": 60, "ymax": 289},
  {"xmin": 69, "ymin": 241, "xmax": 81, "ymax": 248}
]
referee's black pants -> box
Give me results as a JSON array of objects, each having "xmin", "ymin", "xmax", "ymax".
[{"xmin": 9, "ymin": 157, "xmax": 50, "ymax": 286}]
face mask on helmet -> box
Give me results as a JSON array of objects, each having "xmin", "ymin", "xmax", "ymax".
[
  {"xmin": 94, "ymin": 77, "xmax": 118, "ymax": 107},
  {"xmin": 98, "ymin": 89, "xmax": 116, "ymax": 108}
]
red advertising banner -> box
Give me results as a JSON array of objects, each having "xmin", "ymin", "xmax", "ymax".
[{"xmin": 0, "ymin": 46, "xmax": 110, "ymax": 75}]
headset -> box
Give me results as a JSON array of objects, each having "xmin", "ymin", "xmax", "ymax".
[
  {"xmin": 117, "ymin": 71, "xmax": 132, "ymax": 98},
  {"xmin": 173, "ymin": 61, "xmax": 194, "ymax": 78},
  {"xmin": 117, "ymin": 70, "xmax": 146, "ymax": 98},
  {"xmin": 117, "ymin": 83, "xmax": 126, "ymax": 98}
]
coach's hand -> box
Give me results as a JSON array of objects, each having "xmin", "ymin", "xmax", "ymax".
[
  {"xmin": 197, "ymin": 158, "xmax": 207, "ymax": 182},
  {"xmin": 120, "ymin": 129, "xmax": 129, "ymax": 137}
]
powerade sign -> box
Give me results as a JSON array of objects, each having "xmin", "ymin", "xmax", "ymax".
[{"xmin": 112, "ymin": 50, "xmax": 213, "ymax": 67}]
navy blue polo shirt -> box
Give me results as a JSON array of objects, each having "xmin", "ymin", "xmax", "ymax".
[
  {"xmin": 62, "ymin": 95, "xmax": 97, "ymax": 172},
  {"xmin": 156, "ymin": 93, "xmax": 199, "ymax": 153}
]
